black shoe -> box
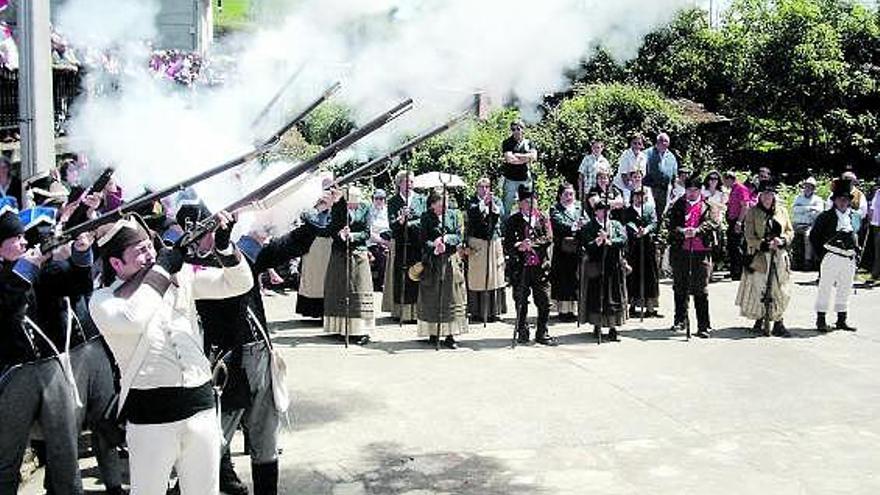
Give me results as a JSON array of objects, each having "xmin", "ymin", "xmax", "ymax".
[
  {"xmin": 607, "ymin": 327, "xmax": 619, "ymax": 342},
  {"xmin": 771, "ymin": 321, "xmax": 791, "ymax": 338},
  {"xmin": 696, "ymin": 328, "xmax": 711, "ymax": 339},
  {"xmin": 645, "ymin": 310, "xmax": 663, "ymax": 318},
  {"xmin": 559, "ymin": 312, "xmax": 577, "ymax": 322},
  {"xmin": 671, "ymin": 321, "xmax": 686, "ymax": 332},
  {"xmin": 835, "ymin": 313, "xmax": 857, "ymax": 331},
  {"xmin": 535, "ymin": 333, "xmax": 559, "ymax": 346},
  {"xmin": 516, "ymin": 331, "xmax": 530, "ymax": 345},
  {"xmin": 354, "ymin": 335, "xmax": 371, "ymax": 346},
  {"xmin": 816, "ymin": 312, "xmax": 830, "ymax": 332},
  {"xmin": 443, "ymin": 335, "xmax": 459, "ymax": 349},
  {"xmin": 751, "ymin": 319, "xmax": 763, "ymax": 334},
  {"xmin": 220, "ymin": 452, "xmax": 249, "ymax": 495}
]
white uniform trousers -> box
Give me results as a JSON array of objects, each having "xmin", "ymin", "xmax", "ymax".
[
  {"xmin": 815, "ymin": 253, "xmax": 856, "ymax": 313},
  {"xmin": 126, "ymin": 408, "xmax": 220, "ymax": 495}
]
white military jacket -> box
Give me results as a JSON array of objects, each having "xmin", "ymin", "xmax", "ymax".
[{"xmin": 90, "ymin": 253, "xmax": 253, "ymax": 393}]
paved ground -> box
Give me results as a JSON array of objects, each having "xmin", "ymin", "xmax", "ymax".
[{"xmin": 22, "ymin": 272, "xmax": 880, "ymax": 494}]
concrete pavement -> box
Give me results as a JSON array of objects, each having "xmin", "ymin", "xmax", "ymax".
[{"xmin": 21, "ymin": 272, "xmax": 880, "ymax": 494}]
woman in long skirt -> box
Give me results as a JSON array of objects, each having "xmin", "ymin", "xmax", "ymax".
[
  {"xmin": 578, "ymin": 199, "xmax": 628, "ymax": 342},
  {"xmin": 382, "ymin": 171, "xmax": 426, "ymax": 322},
  {"xmin": 296, "ymin": 176, "xmax": 334, "ymax": 318},
  {"xmin": 549, "ymin": 182, "xmax": 582, "ymax": 322},
  {"xmin": 622, "ymin": 187, "xmax": 661, "ymax": 317},
  {"xmin": 417, "ymin": 189, "xmax": 468, "ymax": 349},
  {"xmin": 465, "ymin": 177, "xmax": 506, "ymax": 322},
  {"xmin": 323, "ymin": 187, "xmax": 374, "ymax": 345},
  {"xmin": 735, "ymin": 181, "xmax": 794, "ymax": 337}
]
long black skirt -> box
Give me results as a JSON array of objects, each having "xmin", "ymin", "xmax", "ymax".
[
  {"xmin": 578, "ymin": 248, "xmax": 629, "ymax": 328},
  {"xmin": 626, "ymin": 236, "xmax": 660, "ymax": 302},
  {"xmin": 550, "ymin": 244, "xmax": 580, "ymax": 304}
]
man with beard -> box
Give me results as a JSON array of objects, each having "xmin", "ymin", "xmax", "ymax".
[{"xmin": 90, "ymin": 212, "xmax": 253, "ymax": 495}]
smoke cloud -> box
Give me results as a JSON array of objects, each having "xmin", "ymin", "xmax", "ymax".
[{"xmin": 56, "ymin": 0, "xmax": 694, "ymax": 227}]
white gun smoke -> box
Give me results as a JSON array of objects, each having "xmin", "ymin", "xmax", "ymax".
[{"xmin": 56, "ymin": 0, "xmax": 694, "ymax": 230}]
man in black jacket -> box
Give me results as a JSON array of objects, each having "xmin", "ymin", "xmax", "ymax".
[
  {"xmin": 502, "ymin": 186, "xmax": 557, "ymax": 346},
  {"xmin": 0, "ymin": 207, "xmax": 93, "ymax": 495},
  {"xmin": 666, "ymin": 175, "xmax": 720, "ymax": 338},
  {"xmin": 180, "ymin": 190, "xmax": 337, "ymax": 495},
  {"xmin": 810, "ymin": 179, "xmax": 860, "ymax": 332}
]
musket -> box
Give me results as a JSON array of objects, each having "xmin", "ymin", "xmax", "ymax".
[
  {"xmin": 176, "ymin": 99, "xmax": 414, "ymax": 250},
  {"xmin": 482, "ymin": 192, "xmax": 496, "ymax": 329},
  {"xmin": 344, "ymin": 186, "xmax": 352, "ymax": 349},
  {"xmin": 597, "ymin": 191, "xmax": 609, "ymax": 345},
  {"xmin": 38, "ymin": 83, "xmax": 342, "ymax": 253},
  {"xmin": 250, "ymin": 65, "xmax": 306, "ymax": 131},
  {"xmin": 761, "ymin": 247, "xmax": 777, "ymax": 337},
  {"xmin": 40, "ymin": 140, "xmax": 273, "ymax": 252},
  {"xmin": 335, "ymin": 111, "xmax": 471, "ymax": 189},
  {"xmin": 63, "ymin": 166, "xmax": 115, "ymax": 230},
  {"xmin": 639, "ymin": 190, "xmax": 646, "ymax": 323},
  {"xmin": 436, "ymin": 177, "xmax": 450, "ymax": 350},
  {"xmin": 258, "ymin": 81, "xmax": 342, "ymax": 147}
]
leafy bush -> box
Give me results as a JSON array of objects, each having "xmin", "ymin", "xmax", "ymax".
[
  {"xmin": 404, "ymin": 109, "xmax": 560, "ymax": 209},
  {"xmin": 531, "ymin": 83, "xmax": 699, "ymax": 183},
  {"xmin": 297, "ymin": 102, "xmax": 355, "ymax": 147}
]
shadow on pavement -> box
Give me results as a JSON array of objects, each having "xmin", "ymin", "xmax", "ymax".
[
  {"xmin": 279, "ymin": 442, "xmax": 543, "ymax": 494},
  {"xmin": 292, "ymin": 390, "xmax": 384, "ymax": 431},
  {"xmin": 267, "ymin": 318, "xmax": 324, "ymax": 332}
]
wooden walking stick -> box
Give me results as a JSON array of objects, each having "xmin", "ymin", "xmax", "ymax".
[
  {"xmin": 639, "ymin": 190, "xmax": 646, "ymax": 323},
  {"xmin": 344, "ymin": 185, "xmax": 352, "ymax": 348},
  {"xmin": 482, "ymin": 190, "xmax": 495, "ymax": 328},
  {"xmin": 436, "ymin": 178, "xmax": 450, "ymax": 350}
]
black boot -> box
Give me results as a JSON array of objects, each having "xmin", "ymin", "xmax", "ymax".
[
  {"xmin": 607, "ymin": 327, "xmax": 619, "ymax": 342},
  {"xmin": 816, "ymin": 312, "xmax": 830, "ymax": 332},
  {"xmin": 443, "ymin": 335, "xmax": 459, "ymax": 349},
  {"xmin": 751, "ymin": 319, "xmax": 763, "ymax": 334},
  {"xmin": 835, "ymin": 313, "xmax": 857, "ymax": 331},
  {"xmin": 515, "ymin": 304, "xmax": 530, "ymax": 344},
  {"xmin": 252, "ymin": 460, "xmax": 279, "ymax": 495},
  {"xmin": 220, "ymin": 452, "xmax": 249, "ymax": 495},
  {"xmin": 772, "ymin": 320, "xmax": 791, "ymax": 338},
  {"xmin": 535, "ymin": 326, "xmax": 558, "ymax": 346}
]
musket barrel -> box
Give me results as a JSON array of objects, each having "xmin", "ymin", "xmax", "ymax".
[
  {"xmin": 40, "ymin": 83, "xmax": 343, "ymax": 252},
  {"xmin": 177, "ymin": 98, "xmax": 414, "ymax": 248},
  {"xmin": 250, "ymin": 65, "xmax": 306, "ymax": 130},
  {"xmin": 334, "ymin": 110, "xmax": 471, "ymax": 188}
]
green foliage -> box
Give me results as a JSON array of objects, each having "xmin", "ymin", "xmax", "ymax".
[
  {"xmin": 625, "ymin": 0, "xmax": 880, "ymax": 174},
  {"xmin": 297, "ymin": 103, "xmax": 356, "ymax": 147},
  {"xmin": 213, "ymin": 0, "xmax": 253, "ymax": 35},
  {"xmin": 531, "ymin": 83, "xmax": 699, "ymax": 180},
  {"xmin": 405, "ymin": 109, "xmax": 560, "ymax": 209}
]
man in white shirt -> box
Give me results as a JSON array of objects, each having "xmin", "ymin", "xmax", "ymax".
[
  {"xmin": 368, "ymin": 188, "xmax": 391, "ymax": 291},
  {"xmin": 790, "ymin": 177, "xmax": 825, "ymax": 270},
  {"xmin": 577, "ymin": 140, "xmax": 611, "ymax": 201},
  {"xmin": 90, "ymin": 213, "xmax": 253, "ymax": 495},
  {"xmin": 613, "ymin": 134, "xmax": 646, "ymax": 191}
]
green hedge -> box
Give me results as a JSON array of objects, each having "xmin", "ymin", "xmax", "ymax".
[{"xmin": 531, "ymin": 83, "xmax": 699, "ymax": 183}]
